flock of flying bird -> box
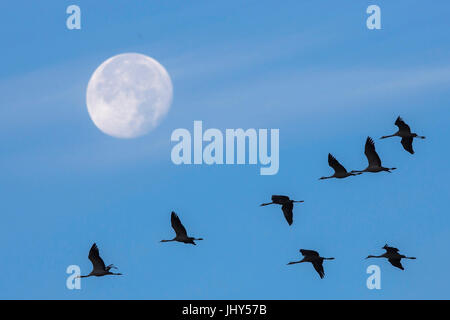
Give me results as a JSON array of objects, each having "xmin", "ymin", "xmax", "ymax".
[{"xmin": 78, "ymin": 116, "xmax": 424, "ymax": 280}]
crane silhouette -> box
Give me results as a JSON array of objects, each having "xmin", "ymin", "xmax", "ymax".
[
  {"xmin": 260, "ymin": 195, "xmax": 304, "ymax": 226},
  {"xmin": 160, "ymin": 211, "xmax": 203, "ymax": 245},
  {"xmin": 366, "ymin": 244, "xmax": 416, "ymax": 270},
  {"xmin": 320, "ymin": 153, "xmax": 362, "ymax": 180},
  {"xmin": 351, "ymin": 137, "xmax": 396, "ymax": 174},
  {"xmin": 380, "ymin": 116, "xmax": 425, "ymax": 154},
  {"xmin": 77, "ymin": 243, "xmax": 122, "ymax": 278},
  {"xmin": 287, "ymin": 249, "xmax": 335, "ymax": 279}
]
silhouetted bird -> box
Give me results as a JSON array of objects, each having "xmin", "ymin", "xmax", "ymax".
[
  {"xmin": 77, "ymin": 243, "xmax": 122, "ymax": 278},
  {"xmin": 260, "ymin": 195, "xmax": 304, "ymax": 226},
  {"xmin": 366, "ymin": 244, "xmax": 416, "ymax": 270},
  {"xmin": 351, "ymin": 137, "xmax": 396, "ymax": 174},
  {"xmin": 160, "ymin": 211, "xmax": 203, "ymax": 245},
  {"xmin": 320, "ymin": 153, "xmax": 362, "ymax": 180},
  {"xmin": 287, "ymin": 249, "xmax": 335, "ymax": 279},
  {"xmin": 380, "ymin": 116, "xmax": 425, "ymax": 154}
]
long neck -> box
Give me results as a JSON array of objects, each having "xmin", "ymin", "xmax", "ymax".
[
  {"xmin": 367, "ymin": 255, "xmax": 384, "ymax": 258},
  {"xmin": 160, "ymin": 239, "xmax": 176, "ymax": 242},
  {"xmin": 323, "ymin": 257, "xmax": 334, "ymax": 260},
  {"xmin": 381, "ymin": 133, "xmax": 397, "ymax": 139},
  {"xmin": 319, "ymin": 176, "xmax": 333, "ymax": 180},
  {"xmin": 260, "ymin": 202, "xmax": 274, "ymax": 206}
]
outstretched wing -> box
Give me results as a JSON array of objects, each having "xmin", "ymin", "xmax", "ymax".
[
  {"xmin": 281, "ymin": 202, "xmax": 293, "ymax": 226},
  {"xmin": 328, "ymin": 153, "xmax": 347, "ymax": 174},
  {"xmin": 401, "ymin": 137, "xmax": 414, "ymax": 154},
  {"xmin": 171, "ymin": 211, "xmax": 188, "ymax": 238},
  {"xmin": 364, "ymin": 137, "xmax": 382, "ymax": 167},
  {"xmin": 300, "ymin": 249, "xmax": 320, "ymax": 257},
  {"xmin": 388, "ymin": 258, "xmax": 404, "ymax": 270},
  {"xmin": 312, "ymin": 261, "xmax": 325, "ymax": 279},
  {"xmin": 88, "ymin": 243, "xmax": 106, "ymax": 272},
  {"xmin": 271, "ymin": 195, "xmax": 290, "ymax": 204},
  {"xmin": 383, "ymin": 245, "xmax": 400, "ymax": 255},
  {"xmin": 395, "ymin": 116, "xmax": 411, "ymax": 134}
]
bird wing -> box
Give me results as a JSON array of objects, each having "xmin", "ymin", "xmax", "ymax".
[
  {"xmin": 388, "ymin": 258, "xmax": 404, "ymax": 270},
  {"xmin": 300, "ymin": 249, "xmax": 320, "ymax": 257},
  {"xmin": 364, "ymin": 137, "xmax": 382, "ymax": 167},
  {"xmin": 383, "ymin": 245, "xmax": 400, "ymax": 253},
  {"xmin": 271, "ymin": 195, "xmax": 290, "ymax": 204},
  {"xmin": 395, "ymin": 116, "xmax": 411, "ymax": 134},
  {"xmin": 328, "ymin": 153, "xmax": 347, "ymax": 174},
  {"xmin": 312, "ymin": 261, "xmax": 325, "ymax": 279},
  {"xmin": 171, "ymin": 211, "xmax": 188, "ymax": 238},
  {"xmin": 281, "ymin": 202, "xmax": 293, "ymax": 226},
  {"xmin": 401, "ymin": 137, "xmax": 414, "ymax": 154},
  {"xmin": 88, "ymin": 243, "xmax": 106, "ymax": 272}
]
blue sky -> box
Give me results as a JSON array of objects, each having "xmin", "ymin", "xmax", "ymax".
[{"xmin": 1, "ymin": 0, "xmax": 449, "ymax": 299}]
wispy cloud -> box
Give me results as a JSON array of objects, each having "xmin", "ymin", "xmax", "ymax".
[{"xmin": 2, "ymin": 22, "xmax": 450, "ymax": 177}]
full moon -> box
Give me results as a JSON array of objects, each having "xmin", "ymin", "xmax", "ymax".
[{"xmin": 86, "ymin": 53, "xmax": 173, "ymax": 138}]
